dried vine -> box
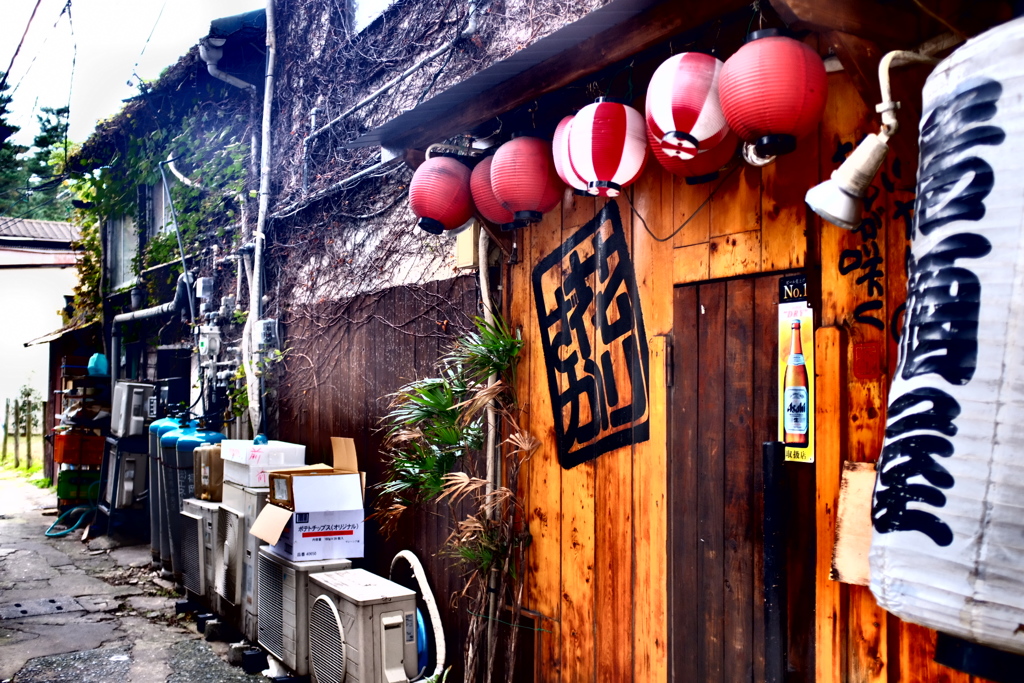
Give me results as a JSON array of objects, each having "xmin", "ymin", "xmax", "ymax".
[{"xmin": 263, "ymin": 0, "xmax": 604, "ymax": 318}]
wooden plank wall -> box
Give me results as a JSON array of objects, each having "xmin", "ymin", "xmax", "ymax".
[
  {"xmin": 509, "ymin": 67, "xmax": 996, "ymax": 683},
  {"xmin": 510, "ymin": 87, "xmax": 811, "ymax": 683},
  {"xmin": 274, "ymin": 276, "xmax": 480, "ymax": 681}
]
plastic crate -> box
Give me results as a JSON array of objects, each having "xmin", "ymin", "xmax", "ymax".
[
  {"xmin": 56, "ymin": 470, "xmax": 102, "ymax": 501},
  {"xmin": 53, "ymin": 432, "xmax": 105, "ymax": 466}
]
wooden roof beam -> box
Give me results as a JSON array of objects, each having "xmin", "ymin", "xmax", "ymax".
[{"xmin": 768, "ymin": 0, "xmax": 931, "ymax": 48}]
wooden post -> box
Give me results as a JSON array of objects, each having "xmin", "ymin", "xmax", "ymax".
[
  {"xmin": 25, "ymin": 400, "xmax": 32, "ymax": 469},
  {"xmin": 12, "ymin": 400, "xmax": 20, "ymax": 469},
  {"xmin": 2, "ymin": 398, "xmax": 8, "ymax": 463},
  {"xmin": 763, "ymin": 441, "xmax": 788, "ymax": 683}
]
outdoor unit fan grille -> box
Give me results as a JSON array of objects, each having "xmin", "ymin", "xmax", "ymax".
[
  {"xmin": 258, "ymin": 552, "xmax": 285, "ymax": 659},
  {"xmin": 180, "ymin": 512, "xmax": 203, "ymax": 596},
  {"xmin": 309, "ymin": 595, "xmax": 346, "ymax": 683},
  {"xmin": 216, "ymin": 508, "xmax": 242, "ymax": 604}
]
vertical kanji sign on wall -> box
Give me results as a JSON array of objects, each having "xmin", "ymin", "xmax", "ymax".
[
  {"xmin": 532, "ymin": 201, "xmax": 650, "ymax": 469},
  {"xmin": 778, "ymin": 273, "xmax": 815, "ymax": 463}
]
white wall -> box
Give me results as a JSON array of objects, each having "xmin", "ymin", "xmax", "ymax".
[{"xmin": 0, "ymin": 266, "xmax": 80, "ymax": 406}]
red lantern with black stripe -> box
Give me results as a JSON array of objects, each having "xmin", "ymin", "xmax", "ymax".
[
  {"xmin": 719, "ymin": 29, "xmax": 827, "ymax": 157},
  {"xmin": 470, "ymin": 155, "xmax": 517, "ymax": 231},
  {"xmin": 552, "ymin": 115, "xmax": 589, "ymax": 194},
  {"xmin": 490, "ymin": 135, "xmax": 564, "ymax": 225},
  {"xmin": 646, "ymin": 52, "xmax": 728, "ymax": 160},
  {"xmin": 568, "ymin": 97, "xmax": 648, "ymax": 197},
  {"xmin": 648, "ymin": 126, "xmax": 739, "ymax": 184},
  {"xmin": 409, "ymin": 156, "xmax": 474, "ymax": 234}
]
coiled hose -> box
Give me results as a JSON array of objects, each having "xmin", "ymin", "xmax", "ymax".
[
  {"xmin": 45, "ymin": 480, "xmax": 100, "ymax": 538},
  {"xmin": 391, "ymin": 549, "xmax": 446, "ymax": 681}
]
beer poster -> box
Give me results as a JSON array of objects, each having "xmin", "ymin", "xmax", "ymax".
[{"xmin": 778, "ymin": 273, "xmax": 814, "ymax": 463}]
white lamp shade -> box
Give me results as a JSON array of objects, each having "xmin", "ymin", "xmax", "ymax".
[{"xmin": 805, "ymin": 178, "xmax": 861, "ymax": 230}]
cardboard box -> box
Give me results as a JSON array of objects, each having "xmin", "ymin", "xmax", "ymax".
[
  {"xmin": 250, "ymin": 437, "xmax": 365, "ymax": 560},
  {"xmin": 221, "ymin": 439, "xmax": 305, "ymax": 487},
  {"xmin": 193, "ymin": 444, "xmax": 224, "ymax": 501}
]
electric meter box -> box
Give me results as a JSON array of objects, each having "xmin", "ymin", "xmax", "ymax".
[
  {"xmin": 195, "ymin": 277, "xmax": 214, "ymax": 300},
  {"xmin": 257, "ymin": 319, "xmax": 279, "ymax": 350}
]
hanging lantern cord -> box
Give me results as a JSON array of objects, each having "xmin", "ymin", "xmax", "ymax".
[{"xmin": 627, "ymin": 163, "xmax": 740, "ymax": 243}]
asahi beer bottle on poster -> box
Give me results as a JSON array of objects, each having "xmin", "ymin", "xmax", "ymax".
[{"xmin": 784, "ymin": 320, "xmax": 808, "ymax": 446}]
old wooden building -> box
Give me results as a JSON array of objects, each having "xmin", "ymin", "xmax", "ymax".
[{"xmin": 69, "ymin": 0, "xmax": 1024, "ymax": 680}]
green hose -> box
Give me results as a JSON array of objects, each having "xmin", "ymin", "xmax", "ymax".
[
  {"xmin": 45, "ymin": 505, "xmax": 96, "ymax": 537},
  {"xmin": 45, "ymin": 479, "xmax": 101, "ymax": 538}
]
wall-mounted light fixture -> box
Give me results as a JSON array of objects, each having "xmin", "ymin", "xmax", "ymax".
[{"xmin": 805, "ymin": 50, "xmax": 939, "ymax": 230}]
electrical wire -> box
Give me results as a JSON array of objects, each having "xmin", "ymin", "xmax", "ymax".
[
  {"xmin": 61, "ymin": 0, "xmax": 75, "ymax": 168},
  {"xmin": 626, "ymin": 162, "xmax": 741, "ymax": 243},
  {"xmin": 9, "ymin": 1, "xmax": 70, "ymax": 97},
  {"xmin": 0, "ymin": 0, "xmax": 45, "ymax": 93},
  {"xmin": 128, "ymin": 0, "xmax": 169, "ymax": 88},
  {"xmin": 911, "ymin": 0, "xmax": 969, "ymax": 41}
]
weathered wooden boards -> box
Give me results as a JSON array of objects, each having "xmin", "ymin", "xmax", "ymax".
[{"xmin": 507, "ymin": 65, "xmax": 987, "ymax": 683}]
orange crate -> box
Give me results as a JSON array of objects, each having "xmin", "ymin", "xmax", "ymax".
[{"xmin": 53, "ymin": 432, "xmax": 105, "ymax": 466}]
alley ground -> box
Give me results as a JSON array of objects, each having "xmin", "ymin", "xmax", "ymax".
[{"xmin": 0, "ymin": 468, "xmax": 266, "ymax": 683}]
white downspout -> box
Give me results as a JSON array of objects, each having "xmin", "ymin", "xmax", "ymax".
[{"xmin": 246, "ymin": 0, "xmax": 276, "ymax": 435}]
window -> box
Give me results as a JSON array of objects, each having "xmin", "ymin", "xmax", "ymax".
[
  {"xmin": 150, "ymin": 182, "xmax": 175, "ymax": 236},
  {"xmin": 108, "ymin": 214, "xmax": 137, "ymax": 290}
]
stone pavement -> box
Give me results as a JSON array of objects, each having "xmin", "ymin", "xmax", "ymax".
[{"xmin": 0, "ymin": 468, "xmax": 266, "ymax": 683}]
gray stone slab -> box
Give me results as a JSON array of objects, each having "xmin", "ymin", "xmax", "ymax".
[
  {"xmin": 125, "ymin": 595, "xmax": 175, "ymax": 614},
  {"xmin": 1, "ymin": 550, "xmax": 60, "ymax": 582},
  {"xmin": 109, "ymin": 544, "xmax": 152, "ymax": 568},
  {"xmin": 0, "ymin": 597, "xmax": 83, "ymax": 620}
]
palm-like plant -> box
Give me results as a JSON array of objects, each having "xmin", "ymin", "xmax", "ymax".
[{"xmin": 373, "ymin": 314, "xmax": 535, "ymax": 682}]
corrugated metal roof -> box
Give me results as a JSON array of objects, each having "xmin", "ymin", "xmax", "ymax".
[{"xmin": 0, "ymin": 217, "xmax": 79, "ymax": 242}]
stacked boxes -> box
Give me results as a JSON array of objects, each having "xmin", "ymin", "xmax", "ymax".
[
  {"xmin": 251, "ymin": 438, "xmax": 365, "ymax": 561},
  {"xmin": 221, "ymin": 440, "xmax": 305, "ymax": 488}
]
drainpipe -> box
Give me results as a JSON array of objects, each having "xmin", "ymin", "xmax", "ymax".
[
  {"xmin": 247, "ymin": 0, "xmax": 276, "ymax": 435},
  {"xmin": 300, "ymin": 3, "xmax": 478, "ymax": 192},
  {"xmin": 199, "ymin": 37, "xmax": 258, "ymax": 93},
  {"xmin": 110, "ymin": 272, "xmax": 193, "ymax": 398}
]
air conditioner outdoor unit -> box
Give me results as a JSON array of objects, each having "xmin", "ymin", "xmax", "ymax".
[
  {"xmin": 215, "ymin": 504, "xmax": 244, "ymax": 608},
  {"xmin": 180, "ymin": 498, "xmax": 220, "ymax": 606},
  {"xmin": 257, "ymin": 547, "xmax": 352, "ymax": 676},
  {"xmin": 223, "ymin": 481, "xmax": 268, "ymax": 642},
  {"xmin": 111, "ymin": 381, "xmax": 155, "ymax": 437},
  {"xmin": 307, "ymin": 568, "xmax": 418, "ymax": 683}
]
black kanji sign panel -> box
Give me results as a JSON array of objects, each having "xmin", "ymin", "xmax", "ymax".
[{"xmin": 532, "ymin": 201, "xmax": 650, "ymax": 469}]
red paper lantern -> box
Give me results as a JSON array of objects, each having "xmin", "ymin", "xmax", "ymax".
[
  {"xmin": 552, "ymin": 115, "xmax": 589, "ymax": 193},
  {"xmin": 490, "ymin": 136, "xmax": 564, "ymax": 224},
  {"xmin": 409, "ymin": 156, "xmax": 474, "ymax": 234},
  {"xmin": 648, "ymin": 126, "xmax": 739, "ymax": 183},
  {"xmin": 470, "ymin": 156, "xmax": 516, "ymax": 231},
  {"xmin": 568, "ymin": 98, "xmax": 648, "ymax": 197},
  {"xmin": 646, "ymin": 52, "xmax": 728, "ymax": 160},
  {"xmin": 718, "ymin": 29, "xmax": 827, "ymax": 156}
]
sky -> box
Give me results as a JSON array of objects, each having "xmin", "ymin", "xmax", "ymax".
[{"xmin": 2, "ymin": 0, "xmax": 263, "ymax": 149}]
